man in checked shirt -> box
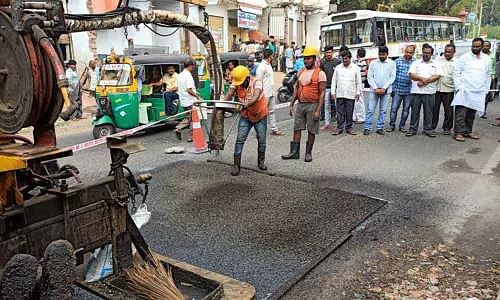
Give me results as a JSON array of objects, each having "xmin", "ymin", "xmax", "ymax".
[{"xmin": 388, "ymin": 45, "xmax": 415, "ymax": 133}]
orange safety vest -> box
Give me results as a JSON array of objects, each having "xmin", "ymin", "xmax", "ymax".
[
  {"xmin": 236, "ymin": 78, "xmax": 269, "ymax": 122},
  {"xmin": 296, "ymin": 67, "xmax": 321, "ymax": 103}
]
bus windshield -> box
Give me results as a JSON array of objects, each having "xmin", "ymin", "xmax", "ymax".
[
  {"xmin": 99, "ymin": 64, "xmax": 132, "ymax": 86},
  {"xmin": 344, "ymin": 19, "xmax": 373, "ymax": 45},
  {"xmin": 321, "ymin": 19, "xmax": 373, "ymax": 48}
]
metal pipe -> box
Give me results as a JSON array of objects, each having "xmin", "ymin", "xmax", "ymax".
[
  {"xmin": 0, "ymin": 134, "xmax": 33, "ymax": 144},
  {"xmin": 31, "ymin": 25, "xmax": 74, "ymax": 120}
]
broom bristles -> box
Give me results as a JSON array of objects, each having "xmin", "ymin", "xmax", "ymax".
[{"xmin": 124, "ymin": 254, "xmax": 185, "ymax": 300}]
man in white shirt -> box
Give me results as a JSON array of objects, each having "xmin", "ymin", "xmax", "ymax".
[
  {"xmin": 451, "ymin": 38, "xmax": 492, "ymax": 141},
  {"xmin": 406, "ymin": 43, "xmax": 443, "ymax": 138},
  {"xmin": 175, "ymin": 58, "xmax": 202, "ymax": 142},
  {"xmin": 331, "ymin": 50, "xmax": 362, "ymax": 135},
  {"xmin": 433, "ymin": 44, "xmax": 456, "ymax": 135},
  {"xmin": 257, "ymin": 49, "xmax": 284, "ymax": 136}
]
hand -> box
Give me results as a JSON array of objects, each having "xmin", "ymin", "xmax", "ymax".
[
  {"xmin": 380, "ymin": 88, "xmax": 386, "ymax": 95},
  {"xmin": 417, "ymin": 81, "xmax": 425, "ymax": 87},
  {"xmin": 331, "ymin": 93, "xmax": 337, "ymax": 101},
  {"xmin": 313, "ymin": 110, "xmax": 320, "ymax": 121},
  {"xmin": 355, "ymin": 94, "xmax": 360, "ymax": 101},
  {"xmin": 289, "ymin": 102, "xmax": 294, "ymax": 116}
]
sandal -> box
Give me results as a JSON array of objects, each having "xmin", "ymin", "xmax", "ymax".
[
  {"xmin": 453, "ymin": 134, "xmax": 465, "ymax": 142},
  {"xmin": 464, "ymin": 133, "xmax": 480, "ymax": 140}
]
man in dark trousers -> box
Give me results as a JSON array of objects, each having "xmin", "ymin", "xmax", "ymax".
[
  {"xmin": 432, "ymin": 44, "xmax": 456, "ymax": 135},
  {"xmin": 407, "ymin": 44, "xmax": 443, "ymax": 138},
  {"xmin": 320, "ymin": 45, "xmax": 342, "ymax": 130},
  {"xmin": 282, "ymin": 46, "xmax": 326, "ymax": 162}
]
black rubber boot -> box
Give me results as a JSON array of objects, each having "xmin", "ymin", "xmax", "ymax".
[
  {"xmin": 257, "ymin": 152, "xmax": 267, "ymax": 171},
  {"xmin": 0, "ymin": 254, "xmax": 40, "ymax": 300},
  {"xmin": 59, "ymin": 104, "xmax": 77, "ymax": 121},
  {"xmin": 304, "ymin": 142, "xmax": 313, "ymax": 162},
  {"xmin": 41, "ymin": 240, "xmax": 76, "ymax": 300},
  {"xmin": 281, "ymin": 142, "xmax": 300, "ymax": 159},
  {"xmin": 231, "ymin": 154, "xmax": 241, "ymax": 176}
]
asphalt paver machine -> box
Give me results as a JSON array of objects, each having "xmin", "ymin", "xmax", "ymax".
[{"xmin": 0, "ymin": 0, "xmax": 252, "ymax": 298}]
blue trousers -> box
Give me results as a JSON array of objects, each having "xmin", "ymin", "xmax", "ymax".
[
  {"xmin": 365, "ymin": 93, "xmax": 390, "ymax": 130},
  {"xmin": 234, "ymin": 116, "xmax": 267, "ymax": 155}
]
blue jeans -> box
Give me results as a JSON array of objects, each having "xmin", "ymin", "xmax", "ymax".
[
  {"xmin": 322, "ymin": 88, "xmax": 336, "ymax": 125},
  {"xmin": 234, "ymin": 116, "xmax": 267, "ymax": 155},
  {"xmin": 389, "ymin": 94, "xmax": 411, "ymax": 129},
  {"xmin": 365, "ymin": 92, "xmax": 390, "ymax": 130}
]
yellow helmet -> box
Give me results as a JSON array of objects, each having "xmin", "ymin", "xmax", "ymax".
[
  {"xmin": 231, "ymin": 65, "xmax": 249, "ymax": 86},
  {"xmin": 302, "ymin": 46, "xmax": 319, "ymax": 57}
]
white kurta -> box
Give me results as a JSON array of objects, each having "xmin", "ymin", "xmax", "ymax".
[{"xmin": 452, "ymin": 51, "xmax": 491, "ymax": 115}]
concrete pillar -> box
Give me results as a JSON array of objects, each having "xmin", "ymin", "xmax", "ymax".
[{"xmin": 305, "ymin": 13, "xmax": 322, "ymax": 48}]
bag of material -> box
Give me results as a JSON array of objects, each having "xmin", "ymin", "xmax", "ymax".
[{"xmin": 85, "ymin": 204, "xmax": 151, "ymax": 282}]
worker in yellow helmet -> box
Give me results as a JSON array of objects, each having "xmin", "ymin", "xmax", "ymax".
[
  {"xmin": 282, "ymin": 45, "xmax": 326, "ymax": 162},
  {"xmin": 223, "ymin": 65, "xmax": 269, "ymax": 176}
]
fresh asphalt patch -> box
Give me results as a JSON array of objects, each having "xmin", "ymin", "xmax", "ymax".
[{"xmin": 141, "ymin": 160, "xmax": 385, "ymax": 299}]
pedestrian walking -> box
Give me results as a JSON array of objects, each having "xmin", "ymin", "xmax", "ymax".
[
  {"xmin": 174, "ymin": 58, "xmax": 203, "ymax": 142},
  {"xmin": 451, "ymin": 38, "xmax": 492, "ymax": 142},
  {"xmin": 388, "ymin": 45, "xmax": 415, "ymax": 132},
  {"xmin": 432, "ymin": 44, "xmax": 456, "ymax": 135},
  {"xmin": 80, "ymin": 59, "xmax": 99, "ymax": 104},
  {"xmin": 320, "ymin": 45, "xmax": 342, "ymax": 130},
  {"xmin": 282, "ymin": 46, "xmax": 326, "ymax": 162},
  {"xmin": 481, "ymin": 40, "xmax": 496, "ymax": 119},
  {"xmin": 331, "ymin": 50, "xmax": 362, "ymax": 135},
  {"xmin": 406, "ymin": 43, "xmax": 443, "ymax": 138},
  {"xmin": 224, "ymin": 66, "xmax": 269, "ymax": 176},
  {"xmin": 285, "ymin": 43, "xmax": 295, "ymax": 73},
  {"xmin": 257, "ymin": 49, "xmax": 284, "ymax": 136},
  {"xmin": 353, "ymin": 48, "xmax": 368, "ymax": 124},
  {"xmin": 66, "ymin": 59, "xmax": 83, "ymax": 120},
  {"xmin": 364, "ymin": 46, "xmax": 396, "ymax": 135}
]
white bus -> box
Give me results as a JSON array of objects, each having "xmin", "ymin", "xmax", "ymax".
[{"xmin": 320, "ymin": 10, "xmax": 468, "ymax": 59}]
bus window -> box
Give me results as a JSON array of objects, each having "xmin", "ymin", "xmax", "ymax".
[
  {"xmin": 425, "ymin": 22, "xmax": 433, "ymax": 40},
  {"xmin": 416, "ymin": 21, "xmax": 424, "ymax": 41},
  {"xmin": 321, "ymin": 24, "xmax": 342, "ymax": 47},
  {"xmin": 376, "ymin": 21, "xmax": 385, "ymax": 46},
  {"xmin": 344, "ymin": 20, "xmax": 372, "ymax": 45}
]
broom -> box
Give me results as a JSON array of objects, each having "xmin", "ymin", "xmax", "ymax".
[{"xmin": 124, "ymin": 254, "xmax": 185, "ymax": 300}]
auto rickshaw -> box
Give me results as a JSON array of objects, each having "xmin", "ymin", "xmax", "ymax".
[
  {"xmin": 92, "ymin": 54, "xmax": 203, "ymax": 139},
  {"xmin": 219, "ymin": 52, "xmax": 254, "ymax": 94},
  {"xmin": 193, "ymin": 53, "xmax": 211, "ymax": 100}
]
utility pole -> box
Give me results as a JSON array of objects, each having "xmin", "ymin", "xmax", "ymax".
[{"xmin": 183, "ymin": 2, "xmax": 191, "ymax": 54}]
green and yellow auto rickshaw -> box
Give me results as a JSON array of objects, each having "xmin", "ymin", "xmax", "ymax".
[
  {"xmin": 92, "ymin": 54, "xmax": 205, "ymax": 139},
  {"xmin": 193, "ymin": 53, "xmax": 211, "ymax": 100}
]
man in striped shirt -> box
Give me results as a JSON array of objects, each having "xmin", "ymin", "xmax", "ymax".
[{"xmin": 388, "ymin": 45, "xmax": 415, "ymax": 132}]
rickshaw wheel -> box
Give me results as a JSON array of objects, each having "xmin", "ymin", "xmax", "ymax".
[{"xmin": 93, "ymin": 124, "xmax": 116, "ymax": 139}]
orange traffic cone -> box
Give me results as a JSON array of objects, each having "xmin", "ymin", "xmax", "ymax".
[{"xmin": 189, "ymin": 107, "xmax": 208, "ymax": 154}]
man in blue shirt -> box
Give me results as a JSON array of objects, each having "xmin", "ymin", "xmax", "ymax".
[
  {"xmin": 364, "ymin": 46, "xmax": 396, "ymax": 135},
  {"xmin": 247, "ymin": 56, "xmax": 258, "ymax": 76},
  {"xmin": 388, "ymin": 45, "xmax": 415, "ymax": 132}
]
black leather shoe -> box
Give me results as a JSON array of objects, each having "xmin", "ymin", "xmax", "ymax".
[
  {"xmin": 363, "ymin": 129, "xmax": 370, "ymax": 135},
  {"xmin": 376, "ymin": 129, "xmax": 385, "ymax": 135}
]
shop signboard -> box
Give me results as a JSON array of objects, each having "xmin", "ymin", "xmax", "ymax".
[{"xmin": 237, "ymin": 11, "xmax": 257, "ymax": 30}]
